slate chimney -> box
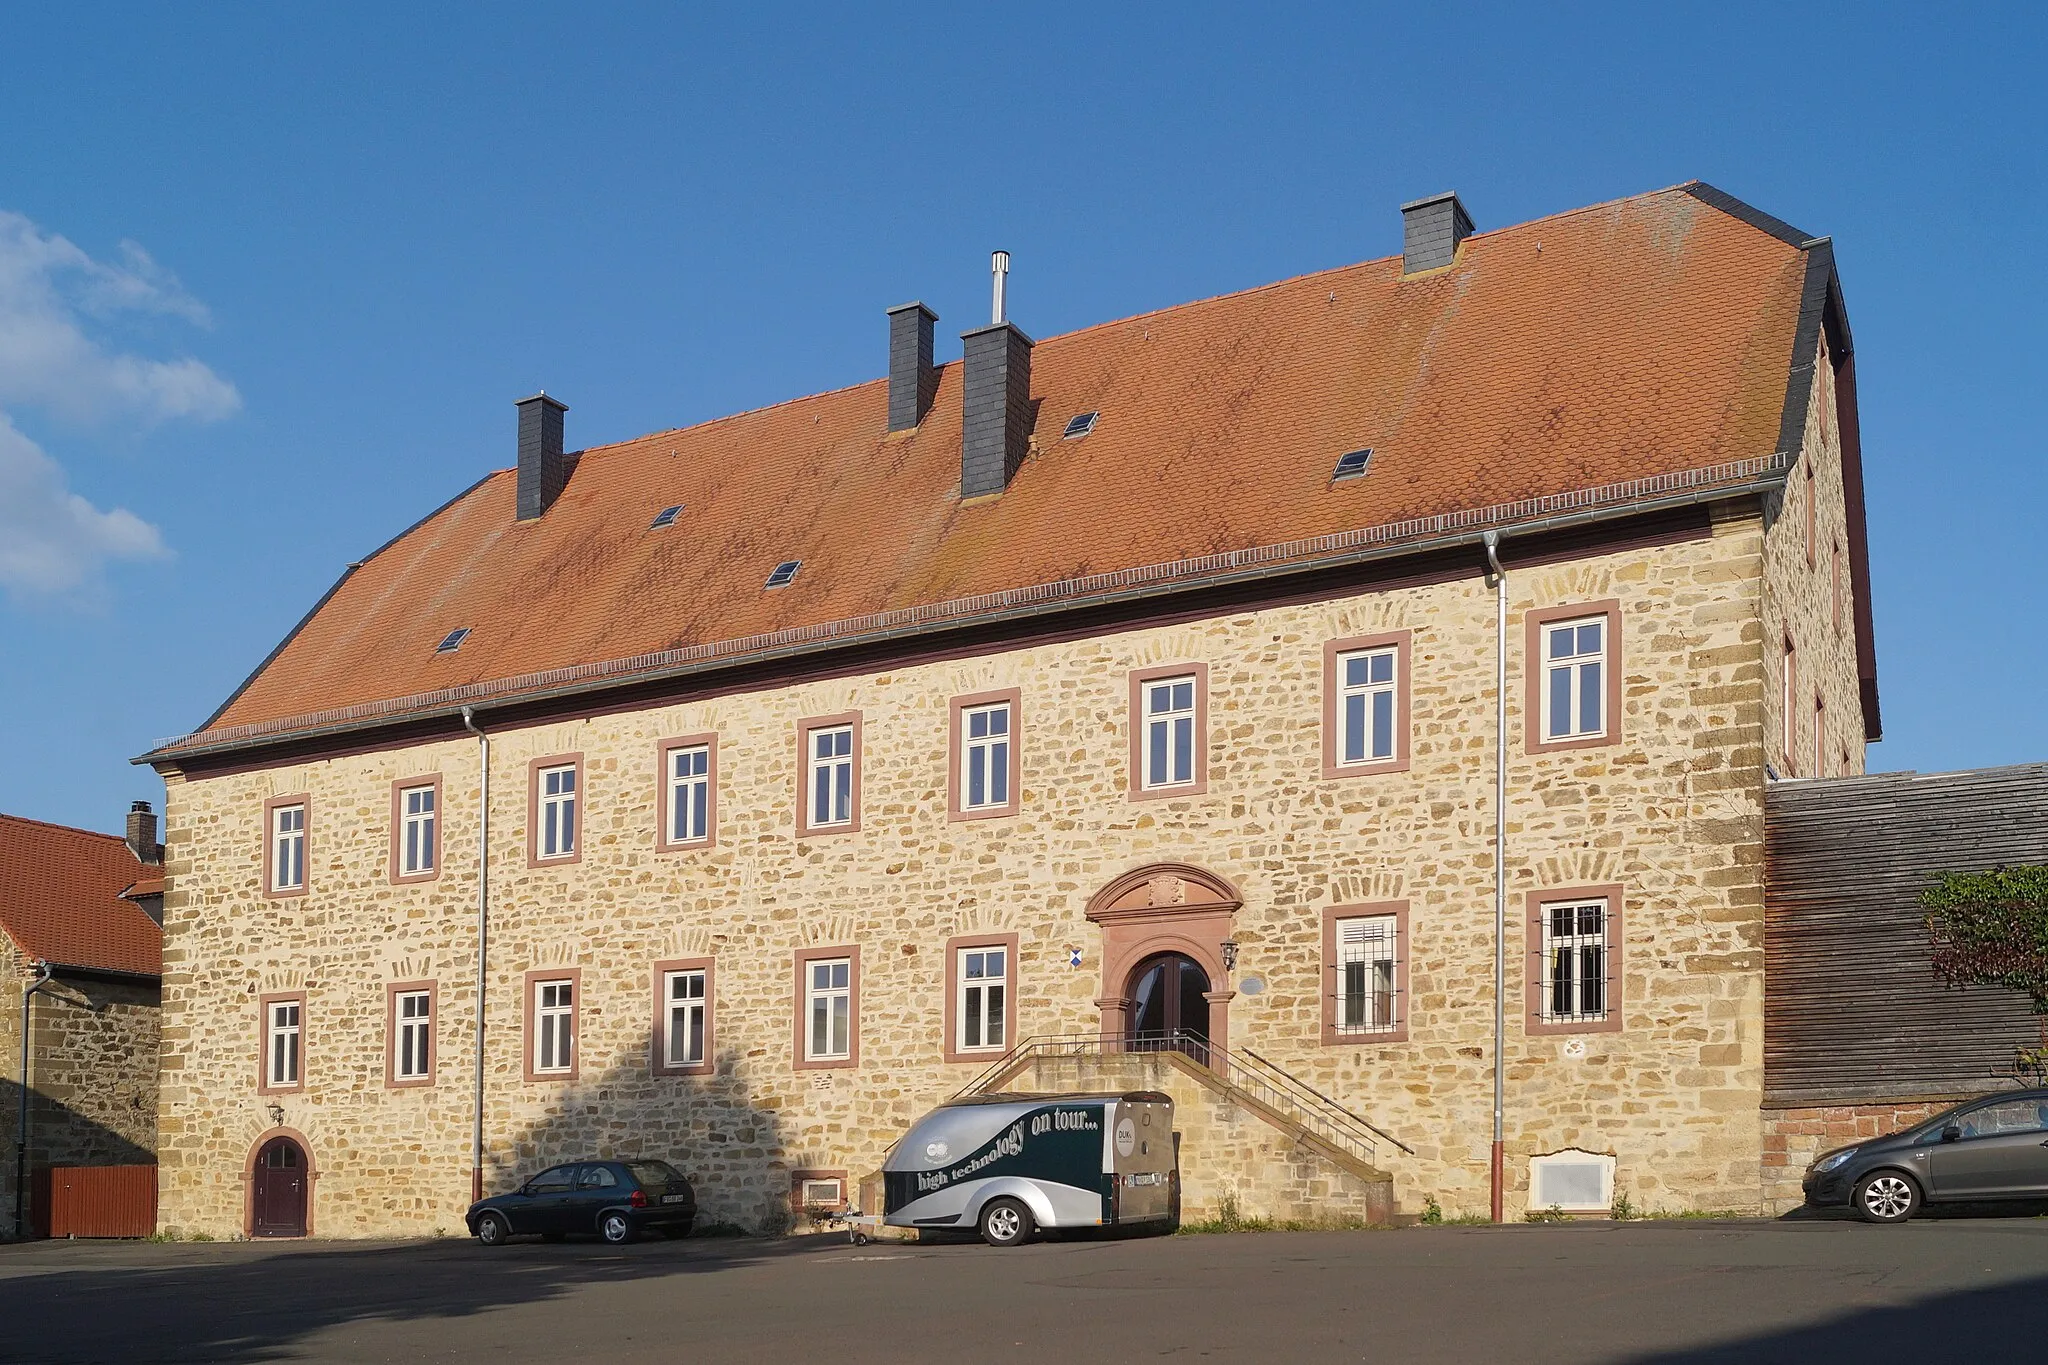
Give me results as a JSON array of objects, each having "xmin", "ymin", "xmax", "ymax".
[
  {"xmin": 886, "ymin": 302, "xmax": 938, "ymax": 432},
  {"xmin": 960, "ymin": 253, "xmax": 1033, "ymax": 499},
  {"xmin": 515, "ymin": 392, "xmax": 569, "ymax": 521},
  {"xmin": 1401, "ymin": 192, "xmax": 1474, "ymax": 275},
  {"xmin": 126, "ymin": 800, "xmax": 160, "ymax": 866}
]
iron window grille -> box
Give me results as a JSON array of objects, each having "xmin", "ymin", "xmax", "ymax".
[{"xmin": 1539, "ymin": 901, "xmax": 1610, "ymax": 1024}]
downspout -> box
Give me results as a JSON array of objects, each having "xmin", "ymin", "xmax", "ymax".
[
  {"xmin": 460, "ymin": 707, "xmax": 490, "ymax": 1206},
  {"xmin": 14, "ymin": 960, "xmax": 54, "ymax": 1239},
  {"xmin": 1483, "ymin": 531, "xmax": 1508, "ymax": 1224}
]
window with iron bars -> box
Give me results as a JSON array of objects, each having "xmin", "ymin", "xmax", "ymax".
[
  {"xmin": 1333, "ymin": 914, "xmax": 1399, "ymax": 1034},
  {"xmin": 1539, "ymin": 900, "xmax": 1610, "ymax": 1024}
]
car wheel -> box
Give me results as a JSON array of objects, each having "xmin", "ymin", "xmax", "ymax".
[
  {"xmin": 1854, "ymin": 1171, "xmax": 1921, "ymax": 1224},
  {"xmin": 979, "ymin": 1198, "xmax": 1033, "ymax": 1248},
  {"xmin": 474, "ymin": 1212, "xmax": 510, "ymax": 1247},
  {"xmin": 600, "ymin": 1211, "xmax": 637, "ymax": 1245}
]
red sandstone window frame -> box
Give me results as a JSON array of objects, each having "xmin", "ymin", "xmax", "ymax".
[
  {"xmin": 793, "ymin": 945, "xmax": 860, "ymax": 1070},
  {"xmin": 1814, "ymin": 695, "xmax": 1827, "ymax": 781},
  {"xmin": 1804, "ymin": 458, "xmax": 1817, "ymax": 568},
  {"xmin": 262, "ymin": 794, "xmax": 310, "ymax": 899},
  {"xmin": 1321, "ymin": 632, "xmax": 1412, "ymax": 779},
  {"xmin": 796, "ymin": 712, "xmax": 864, "ymax": 836},
  {"xmin": 1127, "ymin": 662, "xmax": 1210, "ymax": 800},
  {"xmin": 790, "ymin": 1168, "xmax": 849, "ymax": 1215},
  {"xmin": 257, "ymin": 990, "xmax": 307, "ymax": 1094},
  {"xmin": 650, "ymin": 956, "xmax": 716, "ymax": 1077},
  {"xmin": 388, "ymin": 775, "xmax": 444, "ymax": 885},
  {"xmin": 1525, "ymin": 602, "xmax": 1623, "ymax": 755},
  {"xmin": 1782, "ymin": 636, "xmax": 1798, "ymax": 775},
  {"xmin": 947, "ymin": 689, "xmax": 1023, "ymax": 821},
  {"xmin": 943, "ymin": 932, "xmax": 1020, "ymax": 1063},
  {"xmin": 1523, "ymin": 885, "xmax": 1625, "ymax": 1037},
  {"xmin": 1320, "ymin": 903, "xmax": 1409, "ymax": 1045},
  {"xmin": 654, "ymin": 734, "xmax": 719, "ymax": 852},
  {"xmin": 526, "ymin": 754, "xmax": 584, "ymax": 867},
  {"xmin": 1832, "ymin": 543, "xmax": 1845, "ymax": 635},
  {"xmin": 385, "ymin": 980, "xmax": 437, "ymax": 1089},
  {"xmin": 523, "ymin": 967, "xmax": 582, "ymax": 1083}
]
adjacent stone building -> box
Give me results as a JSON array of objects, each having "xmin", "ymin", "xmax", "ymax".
[
  {"xmin": 1, "ymin": 805, "xmax": 165, "ymax": 1238},
  {"xmin": 140, "ymin": 183, "xmax": 1879, "ymax": 1237}
]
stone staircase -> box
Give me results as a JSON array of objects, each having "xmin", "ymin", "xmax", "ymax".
[{"xmin": 955, "ymin": 1033, "xmax": 1408, "ymax": 1226}]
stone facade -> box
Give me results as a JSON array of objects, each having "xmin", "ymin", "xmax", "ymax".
[
  {"xmin": 154, "ymin": 454, "xmax": 1867, "ymax": 1237},
  {"xmin": 1, "ymin": 937, "xmax": 161, "ymax": 1237}
]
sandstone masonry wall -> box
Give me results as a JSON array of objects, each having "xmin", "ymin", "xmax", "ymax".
[{"xmin": 158, "ymin": 512, "xmax": 1775, "ymax": 1237}]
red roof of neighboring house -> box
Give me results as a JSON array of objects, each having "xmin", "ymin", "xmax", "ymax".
[
  {"xmin": 162, "ymin": 182, "xmax": 1864, "ymax": 754},
  {"xmin": 0, "ymin": 814, "xmax": 163, "ymax": 977}
]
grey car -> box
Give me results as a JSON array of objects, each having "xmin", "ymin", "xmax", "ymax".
[{"xmin": 1802, "ymin": 1088, "xmax": 2048, "ymax": 1223}]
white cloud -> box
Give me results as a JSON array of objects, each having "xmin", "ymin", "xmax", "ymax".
[
  {"xmin": 0, "ymin": 414, "xmax": 166, "ymax": 599},
  {"xmin": 0, "ymin": 210, "xmax": 235, "ymax": 599}
]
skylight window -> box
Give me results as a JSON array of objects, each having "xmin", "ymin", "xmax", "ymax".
[
  {"xmin": 1331, "ymin": 448, "xmax": 1373, "ymax": 482},
  {"xmin": 649, "ymin": 505, "xmax": 684, "ymax": 530},
  {"xmin": 764, "ymin": 560, "xmax": 802, "ymax": 589},
  {"xmin": 1062, "ymin": 411, "xmax": 1099, "ymax": 440},
  {"xmin": 435, "ymin": 628, "xmax": 471, "ymax": 654}
]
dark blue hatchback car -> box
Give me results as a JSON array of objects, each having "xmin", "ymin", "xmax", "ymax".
[{"xmin": 466, "ymin": 1160, "xmax": 696, "ymax": 1245}]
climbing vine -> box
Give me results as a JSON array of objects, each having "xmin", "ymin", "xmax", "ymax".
[{"xmin": 1923, "ymin": 864, "xmax": 2048, "ymax": 1083}]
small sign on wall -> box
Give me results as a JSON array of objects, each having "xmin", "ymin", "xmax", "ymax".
[{"xmin": 1068, "ymin": 948, "xmax": 1083, "ymax": 968}]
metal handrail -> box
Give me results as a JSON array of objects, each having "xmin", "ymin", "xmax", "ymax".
[{"xmin": 952, "ymin": 1031, "xmax": 1411, "ymax": 1166}]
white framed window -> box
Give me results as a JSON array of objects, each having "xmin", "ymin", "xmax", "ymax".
[
  {"xmin": 1539, "ymin": 900, "xmax": 1610, "ymax": 1025},
  {"xmin": 808, "ymin": 725, "xmax": 854, "ymax": 829},
  {"xmin": 265, "ymin": 998, "xmax": 301, "ymax": 1088},
  {"xmin": 394, "ymin": 990, "xmax": 432, "ymax": 1081},
  {"xmin": 534, "ymin": 978, "xmax": 575, "ymax": 1074},
  {"xmin": 1542, "ymin": 617, "xmax": 1607, "ymax": 741},
  {"xmin": 270, "ymin": 802, "xmax": 306, "ymax": 891},
  {"xmin": 664, "ymin": 968, "xmax": 708, "ymax": 1069},
  {"xmin": 1142, "ymin": 675, "xmax": 1198, "ymax": 789},
  {"xmin": 666, "ymin": 744, "xmax": 710, "ymax": 845},
  {"xmin": 959, "ymin": 703, "xmax": 1012, "ymax": 811},
  {"xmin": 799, "ymin": 1177, "xmax": 844, "ymax": 1208},
  {"xmin": 399, "ymin": 785, "xmax": 436, "ymax": 876},
  {"xmin": 955, "ymin": 946, "xmax": 1009, "ymax": 1053},
  {"xmin": 536, "ymin": 763, "xmax": 578, "ymax": 860},
  {"xmin": 1335, "ymin": 647, "xmax": 1398, "ymax": 767},
  {"xmin": 805, "ymin": 956, "xmax": 852, "ymax": 1061},
  {"xmin": 1334, "ymin": 915, "xmax": 1398, "ymax": 1035}
]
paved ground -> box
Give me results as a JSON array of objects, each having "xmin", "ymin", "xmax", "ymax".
[{"xmin": 3, "ymin": 1213, "xmax": 2047, "ymax": 1363}]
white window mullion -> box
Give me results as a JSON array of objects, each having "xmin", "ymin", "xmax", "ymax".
[{"xmin": 665, "ymin": 969, "xmax": 707, "ymax": 1067}]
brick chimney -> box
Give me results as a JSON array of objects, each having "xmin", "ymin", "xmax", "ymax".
[
  {"xmin": 960, "ymin": 253, "xmax": 1032, "ymax": 499},
  {"xmin": 886, "ymin": 303, "xmax": 938, "ymax": 432},
  {"xmin": 1401, "ymin": 192, "xmax": 1474, "ymax": 275},
  {"xmin": 125, "ymin": 800, "xmax": 160, "ymax": 866},
  {"xmin": 515, "ymin": 393, "xmax": 569, "ymax": 521}
]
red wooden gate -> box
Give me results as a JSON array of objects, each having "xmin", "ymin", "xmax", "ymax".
[{"xmin": 45, "ymin": 1165, "xmax": 158, "ymax": 1238}]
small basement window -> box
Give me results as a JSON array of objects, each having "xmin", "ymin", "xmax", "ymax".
[
  {"xmin": 1062, "ymin": 411, "xmax": 1099, "ymax": 440},
  {"xmin": 1528, "ymin": 1149, "xmax": 1615, "ymax": 1214},
  {"xmin": 649, "ymin": 505, "xmax": 683, "ymax": 530},
  {"xmin": 1332, "ymin": 448, "xmax": 1372, "ymax": 482},
  {"xmin": 764, "ymin": 560, "xmax": 802, "ymax": 589},
  {"xmin": 434, "ymin": 628, "xmax": 471, "ymax": 654}
]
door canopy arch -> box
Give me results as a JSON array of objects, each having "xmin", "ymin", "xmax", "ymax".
[{"xmin": 1085, "ymin": 862, "xmax": 1241, "ymax": 1054}]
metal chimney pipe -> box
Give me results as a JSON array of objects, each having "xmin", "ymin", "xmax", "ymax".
[{"xmin": 990, "ymin": 250, "xmax": 1010, "ymax": 325}]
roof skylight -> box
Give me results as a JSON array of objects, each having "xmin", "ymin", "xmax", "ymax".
[
  {"xmin": 764, "ymin": 560, "xmax": 802, "ymax": 589},
  {"xmin": 649, "ymin": 505, "xmax": 684, "ymax": 529},
  {"xmin": 1331, "ymin": 448, "xmax": 1373, "ymax": 482},
  {"xmin": 434, "ymin": 628, "xmax": 471, "ymax": 654},
  {"xmin": 1062, "ymin": 411, "xmax": 1099, "ymax": 440}
]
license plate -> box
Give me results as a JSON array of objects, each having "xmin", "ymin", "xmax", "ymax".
[
  {"xmin": 1127, "ymin": 1173, "xmax": 1163, "ymax": 1186},
  {"xmin": 662, "ymin": 1194, "xmax": 690, "ymax": 1204}
]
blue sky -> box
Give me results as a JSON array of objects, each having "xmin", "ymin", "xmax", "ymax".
[{"xmin": 1, "ymin": 3, "xmax": 2043, "ymax": 834}]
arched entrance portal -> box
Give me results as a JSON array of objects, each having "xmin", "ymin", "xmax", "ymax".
[
  {"xmin": 250, "ymin": 1135, "xmax": 310, "ymax": 1237},
  {"xmin": 1126, "ymin": 952, "xmax": 1212, "ymax": 1060}
]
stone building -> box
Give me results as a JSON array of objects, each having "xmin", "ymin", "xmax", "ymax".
[
  {"xmin": 1, "ymin": 804, "xmax": 165, "ymax": 1237},
  {"xmin": 140, "ymin": 183, "xmax": 1879, "ymax": 1238}
]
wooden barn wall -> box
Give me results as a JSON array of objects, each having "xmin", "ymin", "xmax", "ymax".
[{"xmin": 1764, "ymin": 763, "xmax": 2048, "ymax": 1108}]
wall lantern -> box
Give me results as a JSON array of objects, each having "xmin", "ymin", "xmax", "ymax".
[
  {"xmin": 266, "ymin": 1102, "xmax": 285, "ymax": 1128},
  {"xmin": 1221, "ymin": 940, "xmax": 1240, "ymax": 973}
]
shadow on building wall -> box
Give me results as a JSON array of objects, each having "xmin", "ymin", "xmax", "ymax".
[{"xmin": 0, "ymin": 1076, "xmax": 157, "ymax": 1239}]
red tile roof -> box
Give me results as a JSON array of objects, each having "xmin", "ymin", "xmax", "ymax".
[
  {"xmin": 181, "ymin": 184, "xmax": 1830, "ymax": 750},
  {"xmin": 0, "ymin": 814, "xmax": 163, "ymax": 977}
]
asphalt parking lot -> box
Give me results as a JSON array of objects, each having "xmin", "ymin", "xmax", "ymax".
[{"xmin": 2, "ymin": 1214, "xmax": 2046, "ymax": 1363}]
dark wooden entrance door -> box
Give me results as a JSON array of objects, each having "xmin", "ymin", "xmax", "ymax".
[
  {"xmin": 1126, "ymin": 953, "xmax": 1211, "ymax": 1059},
  {"xmin": 251, "ymin": 1137, "xmax": 308, "ymax": 1237}
]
